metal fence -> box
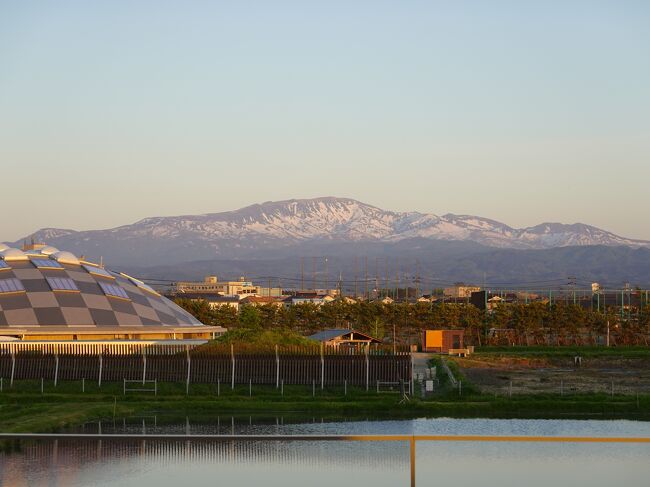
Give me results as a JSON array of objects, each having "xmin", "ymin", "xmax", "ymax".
[{"xmin": 0, "ymin": 346, "xmax": 412, "ymax": 388}]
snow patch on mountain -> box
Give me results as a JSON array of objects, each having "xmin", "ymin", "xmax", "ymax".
[{"xmin": 15, "ymin": 197, "xmax": 649, "ymax": 265}]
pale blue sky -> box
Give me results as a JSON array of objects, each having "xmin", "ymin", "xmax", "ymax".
[{"xmin": 1, "ymin": 1, "xmax": 649, "ymax": 241}]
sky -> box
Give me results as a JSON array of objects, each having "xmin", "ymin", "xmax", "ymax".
[{"xmin": 1, "ymin": 0, "xmax": 649, "ymax": 242}]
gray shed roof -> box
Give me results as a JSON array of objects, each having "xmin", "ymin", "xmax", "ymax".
[{"xmin": 308, "ymin": 329, "xmax": 380, "ymax": 343}]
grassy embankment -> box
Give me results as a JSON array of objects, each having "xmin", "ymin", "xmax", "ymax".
[
  {"xmin": 1, "ymin": 370, "xmax": 650, "ymax": 433},
  {"xmin": 2, "ymin": 347, "xmax": 650, "ymax": 433},
  {"xmin": 472, "ymin": 346, "xmax": 650, "ymax": 358}
]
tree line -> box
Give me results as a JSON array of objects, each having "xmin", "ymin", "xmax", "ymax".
[{"xmin": 175, "ymin": 298, "xmax": 650, "ymax": 346}]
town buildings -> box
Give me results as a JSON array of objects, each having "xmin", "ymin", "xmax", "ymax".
[
  {"xmin": 175, "ymin": 276, "xmax": 259, "ymax": 297},
  {"xmin": 443, "ymin": 284, "xmax": 481, "ymax": 298}
]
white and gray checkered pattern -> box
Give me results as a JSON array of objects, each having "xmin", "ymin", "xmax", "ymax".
[{"xmin": 0, "ymin": 259, "xmax": 202, "ymax": 328}]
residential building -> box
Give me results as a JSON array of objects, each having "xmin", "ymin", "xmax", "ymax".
[
  {"xmin": 175, "ymin": 276, "xmax": 259, "ymax": 298},
  {"xmin": 257, "ymin": 286, "xmax": 284, "ymax": 297},
  {"xmin": 288, "ymin": 295, "xmax": 335, "ymax": 307},
  {"xmin": 177, "ymin": 293, "xmax": 240, "ymax": 311},
  {"xmin": 443, "ymin": 285, "xmax": 481, "ymax": 298},
  {"xmin": 240, "ymin": 296, "xmax": 285, "ymax": 307}
]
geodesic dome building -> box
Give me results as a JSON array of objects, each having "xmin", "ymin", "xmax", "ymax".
[{"xmin": 0, "ymin": 243, "xmax": 224, "ymax": 341}]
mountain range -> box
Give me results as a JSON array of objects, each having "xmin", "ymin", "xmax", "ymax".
[{"xmin": 10, "ymin": 197, "xmax": 650, "ymax": 286}]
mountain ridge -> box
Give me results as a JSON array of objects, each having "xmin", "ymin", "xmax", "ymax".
[{"xmin": 8, "ymin": 197, "xmax": 649, "ymax": 267}]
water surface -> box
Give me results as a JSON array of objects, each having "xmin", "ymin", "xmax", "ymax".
[{"xmin": 2, "ymin": 418, "xmax": 648, "ymax": 486}]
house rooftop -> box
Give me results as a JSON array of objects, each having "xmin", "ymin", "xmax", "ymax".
[
  {"xmin": 177, "ymin": 293, "xmax": 240, "ymax": 302},
  {"xmin": 308, "ymin": 329, "xmax": 381, "ymax": 343},
  {"xmin": 241, "ymin": 296, "xmax": 282, "ymax": 304}
]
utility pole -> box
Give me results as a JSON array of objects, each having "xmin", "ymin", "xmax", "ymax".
[
  {"xmin": 395, "ymin": 257, "xmax": 399, "ymax": 300},
  {"xmin": 568, "ymin": 276, "xmax": 577, "ymax": 305},
  {"xmin": 364, "ymin": 256, "xmax": 368, "ymax": 301},
  {"xmin": 337, "ymin": 272, "xmax": 343, "ymax": 298},
  {"xmin": 354, "ymin": 256, "xmax": 358, "ymax": 298},
  {"xmin": 375, "ymin": 257, "xmax": 379, "ymax": 300},
  {"xmin": 385, "ymin": 258, "xmax": 389, "ymax": 299},
  {"xmin": 324, "ymin": 257, "xmax": 329, "ymax": 292}
]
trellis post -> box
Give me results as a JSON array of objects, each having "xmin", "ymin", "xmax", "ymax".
[
  {"xmin": 365, "ymin": 346, "xmax": 369, "ymax": 391},
  {"xmin": 185, "ymin": 346, "xmax": 191, "ymax": 395},
  {"xmin": 10, "ymin": 353, "xmax": 15, "ymax": 387},
  {"xmin": 410, "ymin": 353, "xmax": 414, "ymax": 396},
  {"xmin": 142, "ymin": 352, "xmax": 147, "ymax": 385},
  {"xmin": 275, "ymin": 345, "xmax": 280, "ymax": 389},
  {"xmin": 320, "ymin": 343, "xmax": 325, "ymax": 390},
  {"xmin": 231, "ymin": 344, "xmax": 235, "ymax": 390},
  {"xmin": 54, "ymin": 354, "xmax": 59, "ymax": 387},
  {"xmin": 98, "ymin": 355, "xmax": 103, "ymax": 387}
]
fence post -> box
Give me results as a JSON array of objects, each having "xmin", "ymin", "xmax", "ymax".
[
  {"xmin": 344, "ymin": 379, "xmax": 347, "ymax": 396},
  {"xmin": 410, "ymin": 354, "xmax": 414, "ymax": 397},
  {"xmin": 249, "ymin": 379, "xmax": 252, "ymax": 397},
  {"xmin": 281, "ymin": 379, "xmax": 284, "ymax": 396},
  {"xmin": 312, "ymin": 379, "xmax": 315, "ymax": 397},
  {"xmin": 217, "ymin": 378, "xmax": 220, "ymax": 397},
  {"xmin": 459, "ymin": 380, "xmax": 462, "ymax": 396},
  {"xmin": 365, "ymin": 347, "xmax": 369, "ymax": 392},
  {"xmin": 98, "ymin": 354, "xmax": 103, "ymax": 388},
  {"xmin": 275, "ymin": 345, "xmax": 279, "ymax": 389},
  {"xmin": 0, "ymin": 377, "xmax": 3, "ymax": 392},
  {"xmin": 186, "ymin": 346, "xmax": 191, "ymax": 395},
  {"xmin": 509, "ymin": 380, "xmax": 512, "ymax": 398},
  {"xmin": 10, "ymin": 353, "xmax": 15, "ymax": 387},
  {"xmin": 82, "ymin": 377, "xmax": 85, "ymax": 393},
  {"xmin": 54, "ymin": 354, "xmax": 59, "ymax": 387},
  {"xmin": 142, "ymin": 353, "xmax": 147, "ymax": 385},
  {"xmin": 320, "ymin": 343, "xmax": 325, "ymax": 390},
  {"xmin": 376, "ymin": 380, "xmax": 379, "ymax": 393},
  {"xmin": 231, "ymin": 344, "xmax": 235, "ymax": 390},
  {"xmin": 123, "ymin": 378, "xmax": 126, "ymax": 395},
  {"xmin": 41, "ymin": 377, "xmax": 44, "ymax": 394},
  {"xmin": 155, "ymin": 379, "xmax": 157, "ymax": 396}
]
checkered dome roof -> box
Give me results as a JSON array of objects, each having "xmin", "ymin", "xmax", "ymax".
[{"xmin": 0, "ymin": 249, "xmax": 203, "ymax": 329}]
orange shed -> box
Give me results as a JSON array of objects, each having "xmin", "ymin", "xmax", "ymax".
[{"xmin": 423, "ymin": 329, "xmax": 464, "ymax": 353}]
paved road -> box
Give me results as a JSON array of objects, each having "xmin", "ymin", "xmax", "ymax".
[{"xmin": 411, "ymin": 352, "xmax": 434, "ymax": 380}]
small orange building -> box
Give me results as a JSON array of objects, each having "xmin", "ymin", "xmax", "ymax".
[{"xmin": 423, "ymin": 329, "xmax": 464, "ymax": 353}]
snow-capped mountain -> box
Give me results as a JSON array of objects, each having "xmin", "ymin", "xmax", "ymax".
[{"xmin": 11, "ymin": 197, "xmax": 649, "ymax": 267}]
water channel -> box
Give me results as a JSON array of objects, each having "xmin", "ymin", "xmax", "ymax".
[{"xmin": 1, "ymin": 418, "xmax": 649, "ymax": 486}]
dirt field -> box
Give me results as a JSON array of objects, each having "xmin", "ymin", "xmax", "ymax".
[{"xmin": 452, "ymin": 354, "xmax": 650, "ymax": 396}]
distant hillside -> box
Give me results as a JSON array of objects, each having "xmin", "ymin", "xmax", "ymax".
[
  {"xmin": 11, "ymin": 197, "xmax": 649, "ymax": 268},
  {"xmin": 124, "ymin": 243, "xmax": 650, "ymax": 289}
]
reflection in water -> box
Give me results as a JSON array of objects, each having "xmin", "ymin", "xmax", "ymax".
[
  {"xmin": 1, "ymin": 418, "xmax": 650, "ymax": 487},
  {"xmin": 1, "ymin": 439, "xmax": 408, "ymax": 487}
]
